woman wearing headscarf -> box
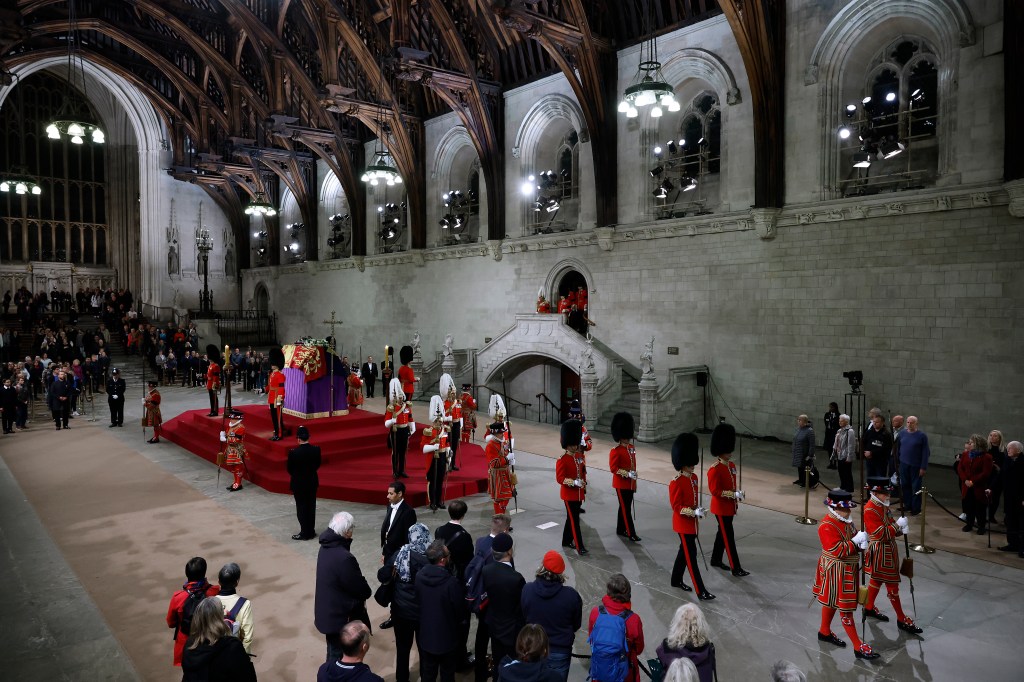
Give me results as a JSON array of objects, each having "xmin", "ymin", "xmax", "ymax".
[{"xmin": 378, "ymin": 522, "xmax": 431, "ymax": 682}]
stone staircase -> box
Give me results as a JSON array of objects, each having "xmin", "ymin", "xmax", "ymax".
[{"xmin": 593, "ymin": 370, "xmax": 642, "ymax": 432}]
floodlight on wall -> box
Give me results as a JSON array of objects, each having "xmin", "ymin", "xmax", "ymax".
[
  {"xmin": 667, "ymin": 141, "xmax": 677, "ymax": 154},
  {"xmin": 46, "ymin": 0, "xmax": 104, "ymax": 145},
  {"xmin": 845, "ymin": 104, "xmax": 858, "ymax": 118},
  {"xmin": 649, "ymin": 165, "xmax": 664, "ymax": 178},
  {"xmin": 885, "ymin": 92, "xmax": 897, "ymax": 103},
  {"xmin": 617, "ymin": 0, "xmax": 677, "ymax": 117},
  {"xmin": 852, "ymin": 151, "xmax": 873, "ymax": 168},
  {"xmin": 838, "ymin": 126, "xmax": 852, "ymax": 140},
  {"xmin": 679, "ymin": 176, "xmax": 698, "ymax": 192},
  {"xmin": 878, "ymin": 138, "xmax": 905, "ymax": 159},
  {"xmin": 244, "ymin": 192, "xmax": 277, "ymax": 216}
]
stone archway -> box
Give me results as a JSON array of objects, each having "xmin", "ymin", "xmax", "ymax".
[{"xmin": 253, "ymin": 282, "xmax": 269, "ymax": 315}]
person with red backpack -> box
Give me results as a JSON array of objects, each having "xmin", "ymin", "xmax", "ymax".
[
  {"xmin": 587, "ymin": 574, "xmax": 644, "ymax": 682},
  {"xmin": 166, "ymin": 556, "xmax": 220, "ymax": 666}
]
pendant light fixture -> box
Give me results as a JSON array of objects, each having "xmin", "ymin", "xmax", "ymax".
[
  {"xmin": 45, "ymin": 0, "xmax": 104, "ymax": 145},
  {"xmin": 244, "ymin": 191, "xmax": 277, "ymax": 217},
  {"xmin": 361, "ymin": 63, "xmax": 402, "ymax": 187},
  {"xmin": 0, "ymin": 73, "xmax": 42, "ymax": 196},
  {"xmin": 618, "ymin": 1, "xmax": 678, "ymax": 118}
]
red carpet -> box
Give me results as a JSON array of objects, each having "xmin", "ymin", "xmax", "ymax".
[{"xmin": 161, "ymin": 405, "xmax": 488, "ymax": 506}]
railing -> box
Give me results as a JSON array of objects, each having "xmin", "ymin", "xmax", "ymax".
[
  {"xmin": 139, "ymin": 302, "xmax": 186, "ymax": 327},
  {"xmin": 536, "ymin": 392, "xmax": 564, "ymax": 425},
  {"xmin": 214, "ymin": 313, "xmax": 278, "ymax": 347},
  {"xmin": 478, "ymin": 385, "xmax": 533, "ymax": 422}
]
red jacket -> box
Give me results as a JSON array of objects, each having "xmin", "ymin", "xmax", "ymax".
[
  {"xmin": 669, "ymin": 472, "xmax": 700, "ymax": 535},
  {"xmin": 206, "ymin": 362, "xmax": 220, "ymax": 391},
  {"xmin": 588, "ymin": 595, "xmax": 645, "ymax": 682},
  {"xmin": 957, "ymin": 450, "xmax": 993, "ymax": 501},
  {"xmin": 166, "ymin": 581, "xmax": 220, "ymax": 666},
  {"xmin": 609, "ymin": 444, "xmax": 638, "ymax": 491},
  {"xmin": 707, "ymin": 458, "xmax": 738, "ymax": 517},
  {"xmin": 398, "ymin": 364, "xmax": 415, "ymax": 398},
  {"xmin": 556, "ymin": 451, "xmax": 587, "ymax": 502},
  {"xmin": 267, "ymin": 369, "xmax": 285, "ymax": 406}
]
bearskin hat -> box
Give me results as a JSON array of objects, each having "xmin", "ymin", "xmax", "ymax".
[
  {"xmin": 671, "ymin": 432, "xmax": 700, "ymax": 470},
  {"xmin": 206, "ymin": 344, "xmax": 222, "ymax": 365},
  {"xmin": 269, "ymin": 346, "xmax": 286, "ymax": 369},
  {"xmin": 710, "ymin": 422, "xmax": 736, "ymax": 457},
  {"xmin": 399, "ymin": 345, "xmax": 414, "ymax": 365},
  {"xmin": 611, "ymin": 412, "xmax": 635, "ymax": 442},
  {"xmin": 561, "ymin": 419, "xmax": 583, "ymax": 449}
]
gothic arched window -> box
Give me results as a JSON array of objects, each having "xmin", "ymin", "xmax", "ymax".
[{"xmin": 651, "ymin": 92, "xmax": 721, "ymax": 218}]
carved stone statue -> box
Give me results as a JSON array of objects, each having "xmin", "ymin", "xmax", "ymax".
[
  {"xmin": 581, "ymin": 339, "xmax": 595, "ymax": 372},
  {"xmin": 411, "ymin": 331, "xmax": 421, "ymax": 356},
  {"xmin": 641, "ymin": 337, "xmax": 655, "ymax": 377},
  {"xmin": 225, "ymin": 247, "xmax": 235, "ymax": 278},
  {"xmin": 168, "ymin": 244, "xmax": 179, "ymax": 276},
  {"xmin": 442, "ymin": 333, "xmax": 454, "ymax": 359}
]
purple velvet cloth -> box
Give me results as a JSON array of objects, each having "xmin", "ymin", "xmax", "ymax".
[{"xmin": 283, "ymin": 368, "xmax": 348, "ymax": 417}]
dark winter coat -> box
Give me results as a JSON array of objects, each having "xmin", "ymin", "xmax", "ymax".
[
  {"xmin": 656, "ymin": 639, "xmax": 716, "ymax": 682},
  {"xmin": 378, "ymin": 550, "xmax": 428, "ymax": 621},
  {"xmin": 791, "ymin": 424, "xmax": 815, "ymax": 467},
  {"xmin": 180, "ymin": 635, "xmax": 257, "ymax": 682},
  {"xmin": 414, "ymin": 563, "xmax": 464, "ymax": 655},
  {"xmin": 520, "ymin": 578, "xmax": 582, "ymax": 653},
  {"xmin": 317, "ymin": 660, "xmax": 385, "ymax": 682},
  {"xmin": 496, "ymin": 656, "xmax": 563, "ymax": 682},
  {"xmin": 315, "ymin": 530, "xmax": 372, "ymax": 635}
]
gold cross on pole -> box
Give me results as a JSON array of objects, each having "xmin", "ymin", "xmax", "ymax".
[{"xmin": 322, "ymin": 311, "xmax": 342, "ymax": 416}]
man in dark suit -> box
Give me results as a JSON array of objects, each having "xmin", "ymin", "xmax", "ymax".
[
  {"xmin": 106, "ymin": 367, "xmax": 126, "ymax": 427},
  {"xmin": 361, "ymin": 356, "xmax": 379, "ymax": 398},
  {"xmin": 435, "ymin": 500, "xmax": 474, "ymax": 669},
  {"xmin": 415, "ymin": 539, "xmax": 464, "ymax": 682},
  {"xmin": 471, "ymin": 514, "xmax": 512, "ymax": 682},
  {"xmin": 380, "ymin": 480, "xmax": 417, "ymax": 630},
  {"xmin": 288, "ymin": 425, "xmax": 321, "ymax": 540},
  {"xmin": 480, "ymin": 532, "xmax": 525, "ymax": 674}
]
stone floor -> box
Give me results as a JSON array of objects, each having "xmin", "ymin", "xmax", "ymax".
[{"xmin": 0, "ymin": 382, "xmax": 1020, "ymax": 681}]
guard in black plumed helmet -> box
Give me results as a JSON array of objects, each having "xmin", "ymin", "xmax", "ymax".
[
  {"xmin": 669, "ymin": 433, "xmax": 714, "ymax": 599},
  {"xmin": 556, "ymin": 418, "xmax": 588, "ymax": 555},
  {"xmin": 707, "ymin": 422, "xmax": 750, "ymax": 576},
  {"xmin": 610, "ymin": 412, "xmax": 641, "ymax": 542}
]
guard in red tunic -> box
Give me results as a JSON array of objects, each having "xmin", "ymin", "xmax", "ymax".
[
  {"xmin": 347, "ymin": 371, "xmax": 364, "ymax": 408},
  {"xmin": 221, "ymin": 409, "xmax": 247, "ymax": 492},
  {"xmin": 669, "ymin": 432, "xmax": 714, "ymax": 600},
  {"xmin": 537, "ymin": 288, "xmax": 552, "ymax": 313},
  {"xmin": 557, "ymin": 419, "xmax": 588, "ymax": 556},
  {"xmin": 422, "ymin": 396, "xmax": 452, "ymax": 512},
  {"xmin": 862, "ymin": 477, "xmax": 922, "ymax": 633},
  {"xmin": 384, "ymin": 378, "xmax": 414, "ymax": 479},
  {"xmin": 557, "ymin": 295, "xmax": 571, "ymax": 315},
  {"xmin": 267, "ymin": 347, "xmax": 286, "ymax": 441},
  {"xmin": 440, "ymin": 374, "xmax": 462, "ymax": 471},
  {"xmin": 575, "ymin": 285, "xmax": 588, "ymax": 311},
  {"xmin": 142, "ymin": 380, "xmax": 162, "ymax": 444},
  {"xmin": 814, "ymin": 488, "xmax": 880, "ymax": 660},
  {"xmin": 459, "ymin": 383, "xmax": 477, "ymax": 444},
  {"xmin": 205, "ymin": 344, "xmax": 222, "ymax": 417},
  {"xmin": 707, "ymin": 423, "xmax": 750, "ymax": 577},
  {"xmin": 610, "ymin": 412, "xmax": 641, "ymax": 542},
  {"xmin": 398, "ymin": 345, "xmax": 416, "ymax": 400},
  {"xmin": 567, "ymin": 401, "xmax": 593, "ymax": 454},
  {"xmin": 485, "ymin": 419, "xmax": 515, "ymax": 515}
]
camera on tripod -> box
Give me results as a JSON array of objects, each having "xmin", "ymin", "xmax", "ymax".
[{"xmin": 843, "ymin": 370, "xmax": 863, "ymax": 392}]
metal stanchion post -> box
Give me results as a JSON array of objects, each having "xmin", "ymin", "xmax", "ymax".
[
  {"xmin": 795, "ymin": 465, "xmax": 818, "ymax": 525},
  {"xmin": 911, "ymin": 485, "xmax": 935, "ymax": 553}
]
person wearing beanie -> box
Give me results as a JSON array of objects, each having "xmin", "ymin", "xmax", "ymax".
[
  {"xmin": 142, "ymin": 379, "xmax": 163, "ymax": 443},
  {"xmin": 481, "ymin": 532, "xmax": 526, "ymax": 676},
  {"xmin": 610, "ymin": 412, "xmax": 641, "ymax": 542},
  {"xmin": 267, "ymin": 346, "xmax": 287, "ymax": 440},
  {"xmin": 288, "ymin": 425, "xmax": 321, "ymax": 540},
  {"xmin": 707, "ymin": 423, "xmax": 749, "ymax": 577},
  {"xmin": 861, "ymin": 477, "xmax": 921, "ymax": 634},
  {"xmin": 556, "ymin": 419, "xmax": 588, "ymax": 555},
  {"xmin": 813, "ymin": 489, "xmax": 879, "ymax": 661},
  {"xmin": 668, "ymin": 433, "xmax": 714, "ymax": 600},
  {"xmin": 520, "ymin": 550, "xmax": 583, "ymax": 681}
]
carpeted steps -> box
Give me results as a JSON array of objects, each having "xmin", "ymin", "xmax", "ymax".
[{"xmin": 161, "ymin": 405, "xmax": 488, "ymax": 506}]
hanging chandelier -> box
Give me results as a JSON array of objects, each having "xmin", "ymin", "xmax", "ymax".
[
  {"xmin": 1, "ymin": 73, "xmax": 43, "ymax": 196},
  {"xmin": 361, "ymin": 64, "xmax": 402, "ymax": 187},
  {"xmin": 244, "ymin": 191, "xmax": 277, "ymax": 216},
  {"xmin": 618, "ymin": 3, "xmax": 678, "ymax": 118},
  {"xmin": 45, "ymin": 0, "xmax": 104, "ymax": 144}
]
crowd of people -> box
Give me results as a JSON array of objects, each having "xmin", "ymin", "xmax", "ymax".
[{"xmin": 535, "ymin": 286, "xmax": 595, "ymax": 337}]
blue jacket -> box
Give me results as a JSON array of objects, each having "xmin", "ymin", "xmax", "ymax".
[{"xmin": 520, "ymin": 578, "xmax": 582, "ymax": 653}]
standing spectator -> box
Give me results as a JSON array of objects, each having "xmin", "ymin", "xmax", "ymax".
[
  {"xmin": 656, "ymin": 604, "xmax": 716, "ymax": 682},
  {"xmin": 472, "ymin": 513, "xmax": 512, "ymax": 682},
  {"xmin": 482, "ymin": 533, "xmax": 526, "ymax": 673},
  {"xmin": 316, "ymin": 511, "xmax": 373, "ymax": 662},
  {"xmin": 862, "ymin": 409, "xmax": 892, "ymax": 480},
  {"xmin": 520, "ymin": 550, "xmax": 582, "ymax": 682},
  {"xmin": 107, "ymin": 368, "xmax": 126, "ymax": 427},
  {"xmin": 317, "ymin": 621, "xmax": 385, "ymax": 682},
  {"xmin": 180, "ymin": 597, "xmax": 257, "ymax": 682},
  {"xmin": 987, "ymin": 430, "xmax": 1008, "ymax": 524},
  {"xmin": 890, "ymin": 415, "xmax": 905, "ymax": 479},
  {"xmin": 48, "ymin": 367, "xmax": 71, "ymax": 430},
  {"xmin": 215, "ymin": 562, "xmax": 255, "ymax": 655},
  {"xmin": 379, "ymin": 523, "xmax": 430, "ymax": 682},
  {"xmin": 14, "ymin": 376, "xmax": 30, "ymax": 430},
  {"xmin": 288, "ymin": 426, "xmax": 321, "ymax": 540},
  {"xmin": 361, "ymin": 356, "xmax": 379, "ymax": 398},
  {"xmin": 435, "ymin": 500, "xmax": 474, "ymax": 669},
  {"xmin": 790, "ymin": 414, "xmax": 815, "ymax": 487},
  {"xmin": 415, "ymin": 539, "xmax": 465, "ymax": 682},
  {"xmin": 897, "ymin": 416, "xmax": 930, "ymax": 515},
  {"xmin": 957, "ymin": 434, "xmax": 994, "ymax": 535},
  {"xmin": 823, "ymin": 402, "xmax": 840, "ymax": 469},
  {"xmin": 998, "ymin": 441, "xmax": 1023, "ymax": 555},
  {"xmin": 495, "ymin": 624, "xmax": 562, "ymax": 682},
  {"xmin": 381, "ymin": 480, "xmax": 417, "ymax": 564},
  {"xmin": 166, "ymin": 557, "xmax": 220, "ymax": 667},
  {"xmin": 0, "ymin": 377, "xmax": 16, "ymax": 434},
  {"xmin": 587, "ymin": 574, "xmax": 644, "ymax": 682},
  {"xmin": 833, "ymin": 414, "xmax": 857, "ymax": 493}
]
